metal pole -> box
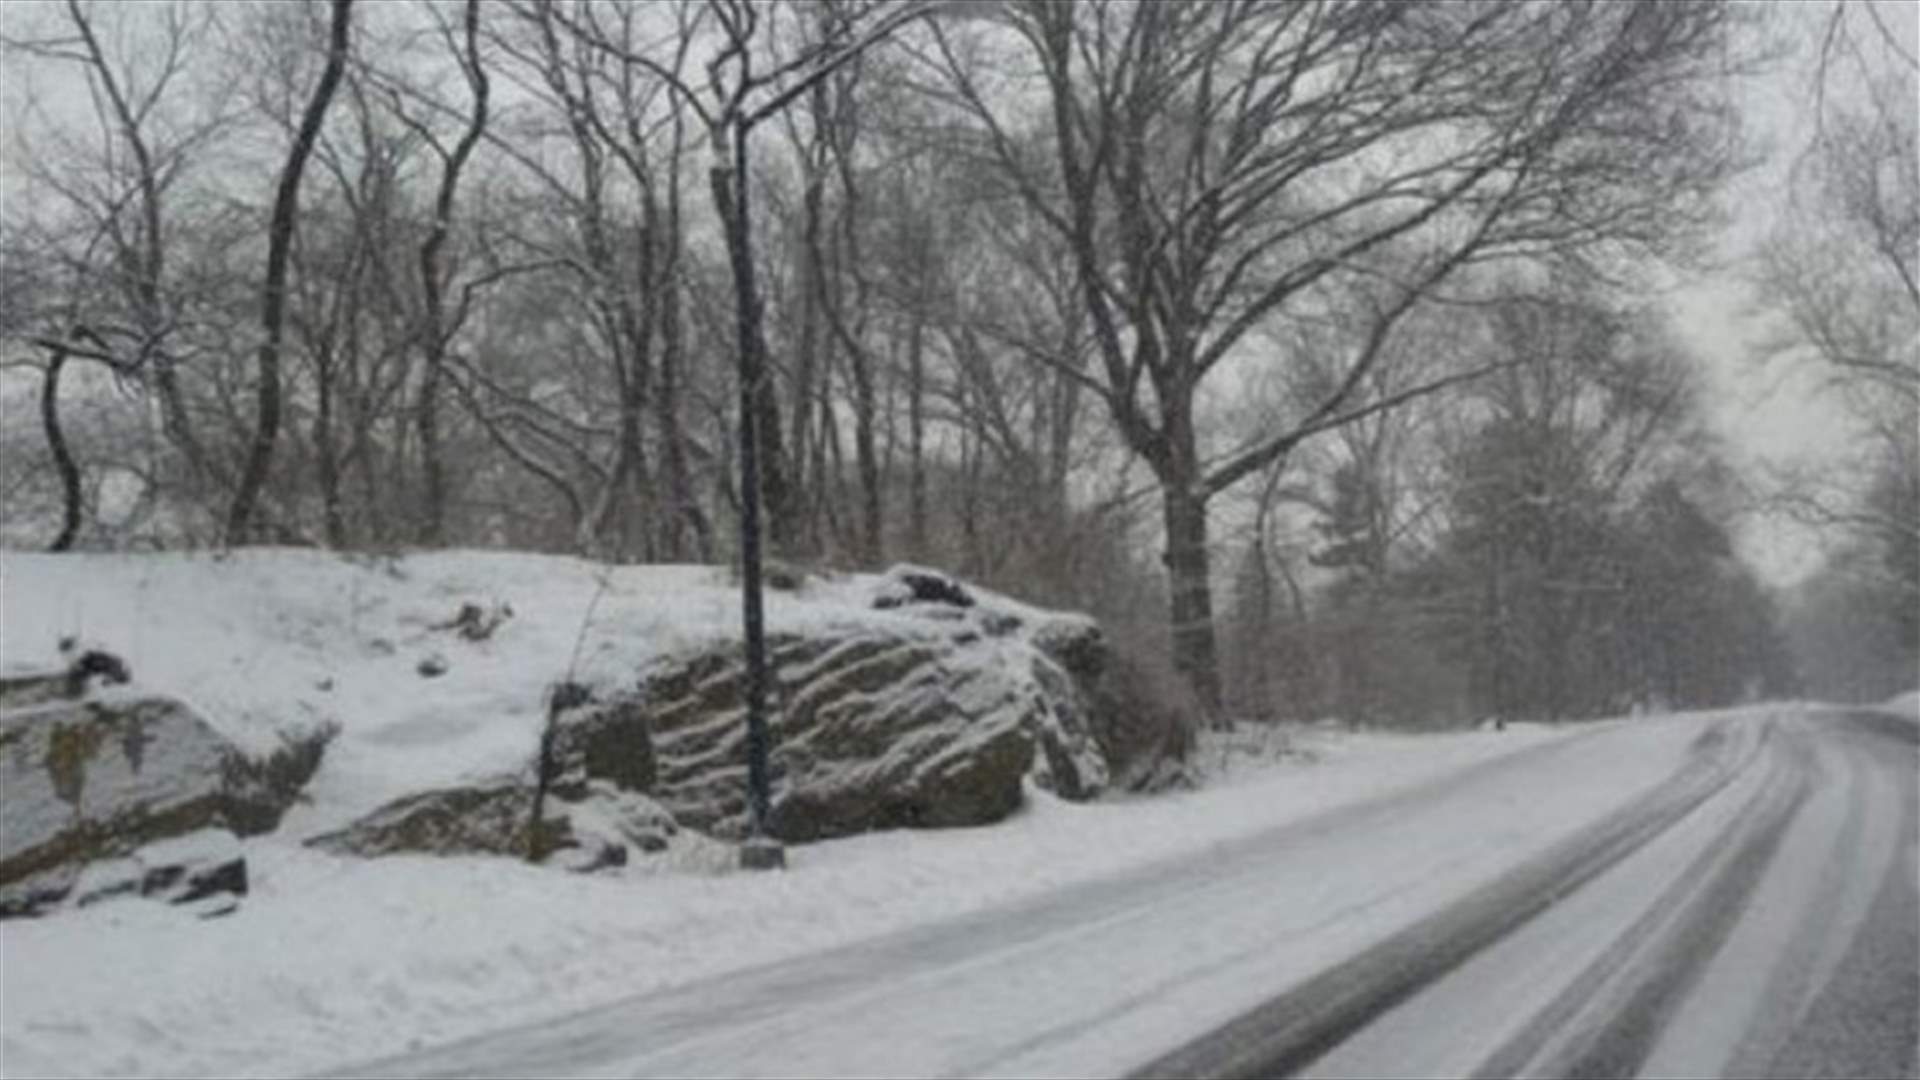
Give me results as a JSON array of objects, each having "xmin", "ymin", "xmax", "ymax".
[{"xmin": 721, "ymin": 118, "xmax": 784, "ymax": 871}]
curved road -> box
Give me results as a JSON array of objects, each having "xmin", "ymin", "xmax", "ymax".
[{"xmin": 332, "ymin": 707, "xmax": 1917, "ymax": 1080}]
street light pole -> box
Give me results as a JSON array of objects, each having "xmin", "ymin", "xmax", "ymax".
[
  {"xmin": 714, "ymin": 117, "xmax": 785, "ymax": 872},
  {"xmin": 702, "ymin": 0, "xmax": 967, "ymax": 872}
]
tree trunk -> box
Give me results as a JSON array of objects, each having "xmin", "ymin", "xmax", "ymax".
[
  {"xmin": 906, "ymin": 305, "xmax": 927, "ymax": 561},
  {"xmin": 41, "ymin": 347, "xmax": 81, "ymax": 553},
  {"xmin": 313, "ymin": 345, "xmax": 346, "ymax": 548},
  {"xmin": 1161, "ymin": 481, "xmax": 1223, "ymax": 719},
  {"xmin": 657, "ymin": 257, "xmax": 710, "ymax": 561},
  {"xmin": 657, "ymin": 118, "xmax": 709, "ymax": 562},
  {"xmin": 617, "ymin": 398, "xmax": 651, "ymax": 558},
  {"xmin": 1152, "ymin": 367, "xmax": 1225, "ymax": 719},
  {"xmin": 755, "ymin": 339, "xmax": 795, "ymax": 562},
  {"xmin": 227, "ymin": 0, "xmax": 352, "ymax": 545},
  {"xmin": 850, "ymin": 344, "xmax": 881, "ymax": 568},
  {"xmin": 793, "ymin": 160, "xmax": 825, "ymax": 557},
  {"xmin": 351, "ymin": 387, "xmax": 384, "ymax": 546},
  {"xmin": 417, "ymin": 359, "xmax": 445, "ymax": 545},
  {"xmin": 414, "ymin": 0, "xmax": 488, "ymax": 548},
  {"xmin": 1275, "ymin": 541, "xmax": 1322, "ymax": 722},
  {"xmin": 1483, "ymin": 554, "xmax": 1511, "ymax": 722}
]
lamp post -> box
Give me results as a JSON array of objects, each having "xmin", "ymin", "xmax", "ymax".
[
  {"xmin": 712, "ymin": 116, "xmax": 786, "ymax": 872},
  {"xmin": 702, "ymin": 0, "xmax": 969, "ymax": 872},
  {"xmin": 547, "ymin": 0, "xmax": 969, "ymax": 872}
]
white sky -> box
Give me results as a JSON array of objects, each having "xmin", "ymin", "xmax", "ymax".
[{"xmin": 1664, "ymin": 0, "xmax": 1917, "ymax": 585}]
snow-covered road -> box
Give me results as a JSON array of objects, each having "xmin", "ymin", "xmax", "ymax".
[{"xmin": 329, "ymin": 706, "xmax": 1916, "ymax": 1080}]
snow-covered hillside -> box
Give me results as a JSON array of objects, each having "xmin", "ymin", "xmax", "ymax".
[{"xmin": 1, "ymin": 549, "xmax": 1075, "ymax": 839}]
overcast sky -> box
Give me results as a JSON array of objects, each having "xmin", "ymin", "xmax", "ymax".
[{"xmin": 1663, "ymin": 0, "xmax": 1916, "ymax": 585}]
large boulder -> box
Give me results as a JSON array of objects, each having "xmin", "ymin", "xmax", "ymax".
[
  {"xmin": 872, "ymin": 564, "xmax": 1191, "ymax": 793},
  {"xmin": 609, "ymin": 591, "xmax": 1117, "ymax": 842},
  {"xmin": 0, "ymin": 670, "xmax": 327, "ymax": 917}
]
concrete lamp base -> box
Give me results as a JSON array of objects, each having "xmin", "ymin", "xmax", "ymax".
[{"xmin": 739, "ymin": 836, "xmax": 787, "ymax": 871}]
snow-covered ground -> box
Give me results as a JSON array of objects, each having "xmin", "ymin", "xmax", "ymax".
[
  {"xmin": 1, "ymin": 550, "xmax": 1581, "ymax": 1078},
  {"xmin": 0, "ymin": 720, "xmax": 1583, "ymax": 1080}
]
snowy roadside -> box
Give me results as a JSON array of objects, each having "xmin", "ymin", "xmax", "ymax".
[{"xmin": 1, "ymin": 720, "xmax": 1577, "ymax": 1080}]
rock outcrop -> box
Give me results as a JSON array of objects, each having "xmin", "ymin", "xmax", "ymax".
[
  {"xmin": 561, "ymin": 566, "xmax": 1135, "ymax": 843},
  {"xmin": 0, "ymin": 660, "xmax": 327, "ymax": 917},
  {"xmin": 631, "ymin": 630, "xmax": 1027, "ymax": 840},
  {"xmin": 311, "ymin": 565, "xmax": 1190, "ymax": 860}
]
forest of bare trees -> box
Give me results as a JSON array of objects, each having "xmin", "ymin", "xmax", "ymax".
[{"xmin": 2, "ymin": 0, "xmax": 1911, "ymax": 722}]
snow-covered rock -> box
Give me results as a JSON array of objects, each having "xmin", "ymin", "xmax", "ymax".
[
  {"xmin": 70, "ymin": 828, "xmax": 248, "ymax": 915},
  {"xmin": 0, "ymin": 687, "xmax": 319, "ymax": 916},
  {"xmin": 631, "ymin": 580, "xmax": 1125, "ymax": 842}
]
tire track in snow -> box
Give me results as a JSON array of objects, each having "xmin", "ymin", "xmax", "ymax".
[
  {"xmin": 1133, "ymin": 717, "xmax": 1760, "ymax": 1080},
  {"xmin": 1666, "ymin": 709, "xmax": 1885, "ymax": 1077},
  {"xmin": 1482, "ymin": 719, "xmax": 1812, "ymax": 1079},
  {"xmin": 1760, "ymin": 711, "xmax": 1919, "ymax": 1080}
]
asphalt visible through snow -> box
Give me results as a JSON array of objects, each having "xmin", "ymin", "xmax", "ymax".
[{"xmin": 328, "ymin": 707, "xmax": 1918, "ymax": 1080}]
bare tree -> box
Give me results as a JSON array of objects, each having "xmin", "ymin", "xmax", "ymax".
[
  {"xmin": 926, "ymin": 0, "xmax": 1744, "ymax": 712},
  {"xmin": 405, "ymin": 0, "xmax": 492, "ymax": 546},
  {"xmin": 3, "ymin": 0, "xmax": 236, "ymax": 540},
  {"xmin": 1757, "ymin": 0, "xmax": 1918, "ymax": 657},
  {"xmin": 227, "ymin": 0, "xmax": 356, "ymax": 543},
  {"xmin": 288, "ymin": 56, "xmax": 421, "ymax": 549}
]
